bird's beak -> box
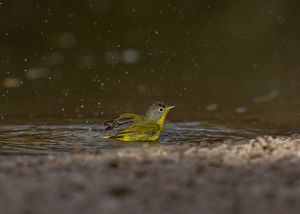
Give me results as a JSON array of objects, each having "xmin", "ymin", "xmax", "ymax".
[{"xmin": 167, "ymin": 105, "xmax": 175, "ymax": 110}]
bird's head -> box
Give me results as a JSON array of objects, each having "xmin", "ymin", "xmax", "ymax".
[{"xmin": 145, "ymin": 101, "xmax": 175, "ymax": 126}]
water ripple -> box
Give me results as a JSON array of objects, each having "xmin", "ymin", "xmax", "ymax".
[{"xmin": 0, "ymin": 122, "xmax": 275, "ymax": 155}]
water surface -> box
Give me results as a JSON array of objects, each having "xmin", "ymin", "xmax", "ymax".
[{"xmin": 0, "ymin": 121, "xmax": 282, "ymax": 155}]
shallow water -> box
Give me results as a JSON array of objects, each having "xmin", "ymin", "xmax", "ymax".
[{"xmin": 0, "ymin": 121, "xmax": 281, "ymax": 155}]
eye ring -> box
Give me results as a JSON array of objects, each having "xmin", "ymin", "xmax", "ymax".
[{"xmin": 158, "ymin": 107, "xmax": 164, "ymax": 113}]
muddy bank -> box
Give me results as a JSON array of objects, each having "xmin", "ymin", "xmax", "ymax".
[{"xmin": 0, "ymin": 136, "xmax": 300, "ymax": 214}]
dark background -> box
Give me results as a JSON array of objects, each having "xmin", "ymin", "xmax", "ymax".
[{"xmin": 0, "ymin": 0, "xmax": 300, "ymax": 124}]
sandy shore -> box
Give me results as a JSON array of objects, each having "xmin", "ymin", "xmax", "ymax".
[{"xmin": 0, "ymin": 136, "xmax": 300, "ymax": 214}]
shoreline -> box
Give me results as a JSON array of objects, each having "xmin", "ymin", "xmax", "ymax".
[{"xmin": 0, "ymin": 136, "xmax": 300, "ymax": 214}]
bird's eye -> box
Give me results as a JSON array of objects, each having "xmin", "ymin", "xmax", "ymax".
[{"xmin": 158, "ymin": 107, "xmax": 164, "ymax": 113}]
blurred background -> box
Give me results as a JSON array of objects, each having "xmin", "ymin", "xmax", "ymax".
[{"xmin": 0, "ymin": 0, "xmax": 300, "ymax": 125}]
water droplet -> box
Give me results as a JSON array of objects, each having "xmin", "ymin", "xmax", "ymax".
[
  {"xmin": 235, "ymin": 107, "xmax": 248, "ymax": 114},
  {"xmin": 122, "ymin": 49, "xmax": 139, "ymax": 64},
  {"xmin": 2, "ymin": 78, "xmax": 22, "ymax": 88}
]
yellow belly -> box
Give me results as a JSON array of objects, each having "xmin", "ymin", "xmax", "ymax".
[{"xmin": 116, "ymin": 133, "xmax": 160, "ymax": 142}]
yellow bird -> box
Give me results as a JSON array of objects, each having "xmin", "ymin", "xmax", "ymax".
[{"xmin": 102, "ymin": 102, "xmax": 175, "ymax": 142}]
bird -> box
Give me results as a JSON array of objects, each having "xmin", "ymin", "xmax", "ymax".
[{"xmin": 102, "ymin": 102, "xmax": 174, "ymax": 142}]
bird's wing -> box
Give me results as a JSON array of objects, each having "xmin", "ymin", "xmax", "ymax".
[{"xmin": 103, "ymin": 113, "xmax": 143, "ymax": 130}]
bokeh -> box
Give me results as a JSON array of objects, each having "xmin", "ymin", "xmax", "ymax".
[{"xmin": 1, "ymin": 0, "xmax": 300, "ymax": 123}]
